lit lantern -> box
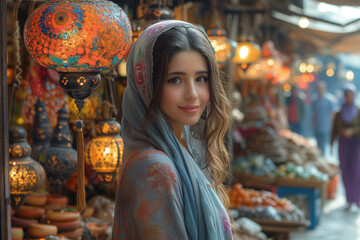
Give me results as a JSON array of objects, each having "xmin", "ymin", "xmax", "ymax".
[
  {"xmin": 207, "ymin": 28, "xmax": 237, "ymax": 65},
  {"xmin": 260, "ymin": 41, "xmax": 282, "ymax": 80},
  {"xmin": 144, "ymin": 3, "xmax": 174, "ymax": 26},
  {"xmin": 85, "ymin": 104, "xmax": 123, "ymax": 186},
  {"xmin": 24, "ymin": 0, "xmax": 132, "ymax": 211},
  {"xmin": 9, "ymin": 127, "xmax": 46, "ymax": 209},
  {"xmin": 233, "ymin": 41, "xmax": 261, "ymax": 71},
  {"xmin": 40, "ymin": 106, "xmax": 77, "ymax": 192}
]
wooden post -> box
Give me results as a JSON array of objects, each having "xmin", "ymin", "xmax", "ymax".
[{"xmin": 0, "ymin": 0, "xmax": 11, "ymax": 239}]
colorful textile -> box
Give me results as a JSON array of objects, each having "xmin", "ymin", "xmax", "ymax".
[
  {"xmin": 332, "ymin": 107, "xmax": 360, "ymax": 206},
  {"xmin": 338, "ymin": 137, "xmax": 360, "ymax": 206},
  {"xmin": 340, "ymin": 84, "xmax": 358, "ymax": 124},
  {"xmin": 113, "ymin": 21, "xmax": 232, "ymax": 240},
  {"xmin": 289, "ymin": 99, "xmax": 298, "ymax": 123}
]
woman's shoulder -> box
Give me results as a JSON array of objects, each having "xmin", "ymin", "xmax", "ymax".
[
  {"xmin": 122, "ymin": 148, "xmax": 176, "ymax": 177},
  {"xmin": 126, "ymin": 148, "xmax": 172, "ymax": 164}
]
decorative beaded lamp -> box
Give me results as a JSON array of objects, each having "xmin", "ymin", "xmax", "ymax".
[
  {"xmin": 24, "ymin": 0, "xmax": 132, "ymax": 212},
  {"xmin": 9, "ymin": 126, "xmax": 46, "ymax": 210}
]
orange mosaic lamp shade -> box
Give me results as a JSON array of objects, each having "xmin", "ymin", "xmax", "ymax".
[{"xmin": 24, "ymin": 0, "xmax": 132, "ymax": 102}]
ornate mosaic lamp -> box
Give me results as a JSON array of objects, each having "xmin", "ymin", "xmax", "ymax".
[
  {"xmin": 9, "ymin": 127, "xmax": 46, "ymax": 210},
  {"xmin": 24, "ymin": 0, "xmax": 132, "ymax": 212},
  {"xmin": 85, "ymin": 103, "xmax": 123, "ymax": 187}
]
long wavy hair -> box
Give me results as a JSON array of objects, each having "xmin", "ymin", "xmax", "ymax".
[{"xmin": 146, "ymin": 26, "xmax": 232, "ymax": 215}]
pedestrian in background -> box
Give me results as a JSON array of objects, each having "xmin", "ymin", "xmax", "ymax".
[
  {"xmin": 286, "ymin": 86, "xmax": 306, "ymax": 135},
  {"xmin": 331, "ymin": 83, "xmax": 360, "ymax": 210},
  {"xmin": 312, "ymin": 81, "xmax": 336, "ymax": 155}
]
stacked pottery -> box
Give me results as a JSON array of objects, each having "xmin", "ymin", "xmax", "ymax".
[
  {"xmin": 47, "ymin": 208, "xmax": 83, "ymax": 239},
  {"xmin": 32, "ymin": 98, "xmax": 52, "ymax": 162},
  {"xmin": 12, "ymin": 191, "xmax": 48, "ymax": 238}
]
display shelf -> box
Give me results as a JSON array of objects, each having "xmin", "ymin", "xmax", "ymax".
[
  {"xmin": 233, "ymin": 172, "xmax": 276, "ymax": 186},
  {"xmin": 276, "ymin": 177, "xmax": 326, "ymax": 188}
]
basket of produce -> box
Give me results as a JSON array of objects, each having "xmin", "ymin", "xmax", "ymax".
[
  {"xmin": 232, "ymin": 154, "xmax": 276, "ymax": 185},
  {"xmin": 275, "ymin": 162, "xmax": 328, "ymax": 188},
  {"xmin": 229, "ymin": 184, "xmax": 307, "ymax": 225}
]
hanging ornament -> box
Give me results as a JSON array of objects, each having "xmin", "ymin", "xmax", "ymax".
[
  {"xmin": 32, "ymin": 98, "xmax": 52, "ymax": 162},
  {"xmin": 260, "ymin": 41, "xmax": 283, "ymax": 80},
  {"xmin": 24, "ymin": 0, "xmax": 132, "ymax": 212},
  {"xmin": 40, "ymin": 106, "xmax": 77, "ymax": 193},
  {"xmin": 9, "ymin": 127, "xmax": 46, "ymax": 210},
  {"xmin": 145, "ymin": 2, "xmax": 174, "ymax": 25},
  {"xmin": 233, "ymin": 41, "xmax": 261, "ymax": 71},
  {"xmin": 85, "ymin": 102, "xmax": 123, "ymax": 187},
  {"xmin": 207, "ymin": 28, "xmax": 237, "ymax": 65}
]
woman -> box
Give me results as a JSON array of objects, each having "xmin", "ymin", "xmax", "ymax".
[
  {"xmin": 113, "ymin": 20, "xmax": 233, "ymax": 239},
  {"xmin": 331, "ymin": 83, "xmax": 360, "ymax": 209}
]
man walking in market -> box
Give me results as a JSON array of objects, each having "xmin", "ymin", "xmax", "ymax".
[{"xmin": 312, "ymin": 81, "xmax": 337, "ymax": 156}]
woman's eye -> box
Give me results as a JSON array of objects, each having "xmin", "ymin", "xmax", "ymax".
[
  {"xmin": 196, "ymin": 76, "xmax": 208, "ymax": 82},
  {"xmin": 167, "ymin": 77, "xmax": 181, "ymax": 84}
]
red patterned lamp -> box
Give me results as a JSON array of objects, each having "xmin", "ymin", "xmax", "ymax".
[{"xmin": 23, "ymin": 0, "xmax": 132, "ymax": 212}]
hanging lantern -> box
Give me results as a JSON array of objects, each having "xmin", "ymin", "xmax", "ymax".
[
  {"xmin": 145, "ymin": 3, "xmax": 174, "ymax": 25},
  {"xmin": 9, "ymin": 126, "xmax": 46, "ymax": 209},
  {"xmin": 207, "ymin": 28, "xmax": 237, "ymax": 65},
  {"xmin": 32, "ymin": 98, "xmax": 52, "ymax": 162},
  {"xmin": 260, "ymin": 41, "xmax": 282, "ymax": 80},
  {"xmin": 24, "ymin": 0, "xmax": 132, "ymax": 109},
  {"xmin": 41, "ymin": 106, "xmax": 77, "ymax": 192},
  {"xmin": 85, "ymin": 108, "xmax": 123, "ymax": 186},
  {"xmin": 233, "ymin": 41, "xmax": 261, "ymax": 71},
  {"xmin": 24, "ymin": 0, "xmax": 132, "ymax": 212}
]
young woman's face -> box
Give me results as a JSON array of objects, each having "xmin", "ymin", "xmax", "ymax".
[{"xmin": 161, "ymin": 50, "xmax": 210, "ymax": 133}]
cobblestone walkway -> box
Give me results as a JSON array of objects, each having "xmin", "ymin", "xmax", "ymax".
[{"xmin": 290, "ymin": 181, "xmax": 360, "ymax": 240}]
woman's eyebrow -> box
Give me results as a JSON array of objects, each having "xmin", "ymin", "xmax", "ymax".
[{"xmin": 167, "ymin": 70, "xmax": 208, "ymax": 76}]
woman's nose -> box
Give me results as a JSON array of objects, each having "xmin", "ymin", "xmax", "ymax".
[{"xmin": 184, "ymin": 80, "xmax": 198, "ymax": 100}]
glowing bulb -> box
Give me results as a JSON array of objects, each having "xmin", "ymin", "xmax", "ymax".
[
  {"xmin": 254, "ymin": 64, "xmax": 261, "ymax": 70},
  {"xmin": 326, "ymin": 69, "xmax": 334, "ymax": 77},
  {"xmin": 283, "ymin": 84, "xmax": 291, "ymax": 92},
  {"xmin": 104, "ymin": 147, "xmax": 111, "ymax": 156},
  {"xmin": 17, "ymin": 117, "xmax": 24, "ymax": 126},
  {"xmin": 299, "ymin": 63, "xmax": 307, "ymax": 73},
  {"xmin": 239, "ymin": 46, "xmax": 249, "ymax": 59},
  {"xmin": 298, "ymin": 17, "xmax": 310, "ymax": 28},
  {"xmin": 307, "ymin": 64, "xmax": 314, "ymax": 73},
  {"xmin": 346, "ymin": 70, "xmax": 354, "ymax": 81},
  {"xmin": 267, "ymin": 58, "xmax": 274, "ymax": 66}
]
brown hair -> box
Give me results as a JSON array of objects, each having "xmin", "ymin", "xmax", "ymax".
[{"xmin": 147, "ymin": 25, "xmax": 232, "ymax": 216}]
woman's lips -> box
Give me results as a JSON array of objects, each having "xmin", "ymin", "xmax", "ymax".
[{"xmin": 178, "ymin": 106, "xmax": 200, "ymax": 114}]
